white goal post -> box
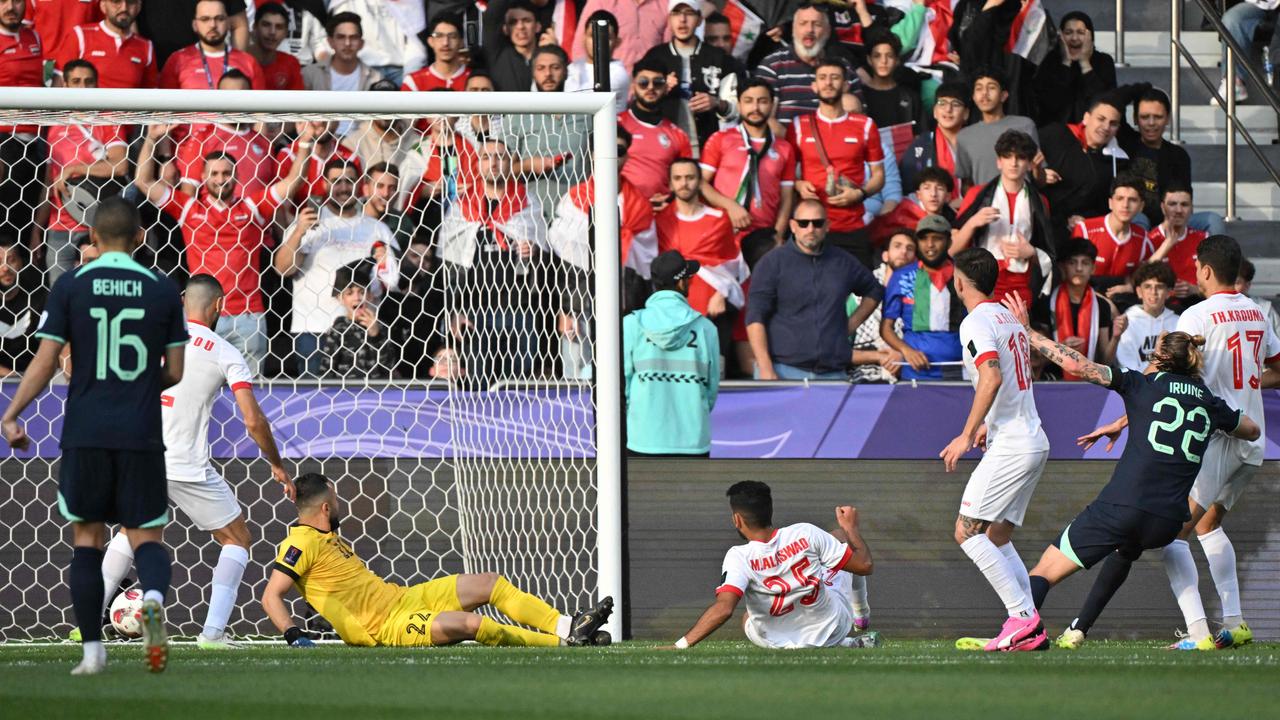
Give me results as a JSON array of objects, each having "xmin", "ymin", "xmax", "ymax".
[{"xmin": 0, "ymin": 88, "xmax": 623, "ymax": 641}]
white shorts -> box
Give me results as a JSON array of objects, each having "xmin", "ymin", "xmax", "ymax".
[
  {"xmin": 167, "ymin": 466, "xmax": 242, "ymax": 531},
  {"xmin": 959, "ymin": 449, "xmax": 1049, "ymax": 527},
  {"xmin": 743, "ymin": 604, "xmax": 853, "ymax": 649},
  {"xmin": 1189, "ymin": 436, "xmax": 1258, "ymax": 512}
]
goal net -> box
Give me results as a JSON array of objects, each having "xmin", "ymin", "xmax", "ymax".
[{"xmin": 0, "ymin": 88, "xmax": 622, "ymax": 641}]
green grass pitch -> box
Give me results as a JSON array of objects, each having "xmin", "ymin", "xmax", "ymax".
[{"xmin": 3, "ymin": 640, "xmax": 1280, "ymax": 719}]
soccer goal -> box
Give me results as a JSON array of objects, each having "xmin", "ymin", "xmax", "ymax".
[{"xmin": 0, "ymin": 87, "xmax": 622, "ymax": 641}]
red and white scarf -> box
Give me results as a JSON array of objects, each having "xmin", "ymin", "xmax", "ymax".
[{"xmin": 1052, "ymin": 284, "xmax": 1099, "ymax": 381}]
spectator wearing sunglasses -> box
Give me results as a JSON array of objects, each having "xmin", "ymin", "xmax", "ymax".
[
  {"xmin": 618, "ymin": 58, "xmax": 693, "ymax": 205},
  {"xmin": 745, "ymin": 200, "xmax": 883, "ymax": 381}
]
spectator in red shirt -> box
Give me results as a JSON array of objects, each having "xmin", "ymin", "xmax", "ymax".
[
  {"xmin": 656, "ymin": 158, "xmax": 742, "ymax": 360},
  {"xmin": 36, "ymin": 59, "xmax": 129, "ymax": 283},
  {"xmin": 1072, "ymin": 176, "xmax": 1147, "ymax": 298},
  {"xmin": 1142, "ymin": 184, "xmax": 1205, "ymax": 309},
  {"xmin": 24, "ymin": 0, "xmax": 101, "ymax": 64},
  {"xmin": 699, "ymin": 79, "xmax": 796, "ymax": 246},
  {"xmin": 0, "ymin": 0, "xmax": 45, "ymax": 241},
  {"xmin": 401, "ymin": 14, "xmax": 469, "ymax": 92},
  {"xmin": 136, "ymin": 122, "xmax": 317, "ymax": 376},
  {"xmin": 791, "ymin": 58, "xmax": 885, "ymax": 269},
  {"xmin": 246, "ymin": 2, "xmax": 302, "ymax": 90},
  {"xmin": 175, "ymin": 70, "xmax": 278, "ymax": 197},
  {"xmin": 276, "ymin": 120, "xmax": 362, "ymax": 202},
  {"xmin": 618, "ymin": 58, "xmax": 692, "ymax": 206},
  {"xmin": 160, "ymin": 0, "xmax": 265, "ymax": 90},
  {"xmin": 54, "ymin": 0, "xmax": 156, "ymax": 88}
]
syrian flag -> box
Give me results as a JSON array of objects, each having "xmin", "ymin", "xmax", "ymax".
[
  {"xmin": 881, "ymin": 122, "xmax": 916, "ymax": 161},
  {"xmin": 722, "ymin": 0, "xmax": 765, "ymax": 61},
  {"xmin": 1006, "ymin": 0, "xmax": 1053, "ymax": 65},
  {"xmin": 552, "ymin": 0, "xmax": 579, "ymax": 59}
]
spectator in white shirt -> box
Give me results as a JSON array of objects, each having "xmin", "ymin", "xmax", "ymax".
[
  {"xmin": 565, "ymin": 9, "xmax": 630, "ymax": 113},
  {"xmin": 1115, "ymin": 262, "xmax": 1178, "ymax": 372},
  {"xmin": 300, "ymin": 0, "xmax": 426, "ymax": 86}
]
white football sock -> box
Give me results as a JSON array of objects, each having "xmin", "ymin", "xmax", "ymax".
[
  {"xmin": 998, "ymin": 541, "xmax": 1032, "ymax": 600},
  {"xmin": 962, "ymin": 535, "xmax": 1033, "ymax": 618},
  {"xmin": 202, "ymin": 544, "xmax": 249, "ymax": 639},
  {"xmin": 100, "ymin": 532, "xmax": 134, "ymax": 616},
  {"xmin": 1198, "ymin": 528, "xmax": 1243, "ymax": 628},
  {"xmin": 1162, "ymin": 539, "xmax": 1209, "ymax": 641},
  {"xmin": 143, "ymin": 589, "xmax": 164, "ymax": 606},
  {"xmin": 848, "ymin": 574, "xmax": 870, "ymax": 618},
  {"xmin": 556, "ymin": 615, "xmax": 573, "ymax": 638},
  {"xmin": 82, "ymin": 640, "xmax": 104, "ymax": 664}
]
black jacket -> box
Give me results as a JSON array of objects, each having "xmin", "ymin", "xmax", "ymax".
[
  {"xmin": 1117, "ymin": 123, "xmax": 1192, "ymax": 227},
  {"xmin": 640, "ymin": 40, "xmax": 738, "ymax": 148},
  {"xmin": 956, "ymin": 178, "xmax": 1056, "ymax": 298},
  {"xmin": 1034, "ymin": 49, "xmax": 1118, "ymax": 126},
  {"xmin": 1040, "ymin": 122, "xmax": 1130, "ymax": 250}
]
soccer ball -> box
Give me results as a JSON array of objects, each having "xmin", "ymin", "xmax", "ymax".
[{"xmin": 109, "ymin": 589, "xmax": 144, "ymax": 639}]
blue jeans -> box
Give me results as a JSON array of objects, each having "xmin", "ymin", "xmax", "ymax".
[
  {"xmin": 371, "ymin": 64, "xmax": 403, "ymax": 86},
  {"xmin": 761, "ymin": 362, "xmax": 847, "ymax": 381},
  {"xmin": 293, "ymin": 332, "xmax": 324, "ymax": 378},
  {"xmin": 215, "ymin": 312, "xmax": 267, "ymax": 378},
  {"xmin": 1222, "ymin": 2, "xmax": 1266, "ymax": 82}
]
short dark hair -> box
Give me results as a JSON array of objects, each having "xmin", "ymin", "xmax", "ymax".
[
  {"xmin": 91, "ymin": 195, "xmax": 141, "ymax": 245},
  {"xmin": 184, "ymin": 273, "xmax": 225, "ymax": 302},
  {"xmin": 294, "ymin": 473, "xmax": 332, "ymax": 509},
  {"xmin": 467, "ymin": 68, "xmax": 493, "ymax": 84},
  {"xmin": 1110, "ymin": 175, "xmax": 1145, "ymax": 198},
  {"xmin": 886, "ymin": 228, "xmax": 917, "ymax": 249},
  {"xmin": 585, "ymin": 9, "xmax": 619, "ymax": 35},
  {"xmin": 953, "ymin": 247, "xmax": 999, "ymax": 296},
  {"xmin": 915, "ymin": 166, "xmax": 954, "ymax": 193},
  {"xmin": 254, "ymin": 2, "xmax": 288, "ymax": 26},
  {"xmin": 1161, "ymin": 182, "xmax": 1193, "ymax": 201},
  {"xmin": 969, "ymin": 66, "xmax": 1006, "ymax": 92},
  {"xmin": 935, "ymin": 80, "xmax": 967, "ymax": 103},
  {"xmin": 1132, "ymin": 261, "xmax": 1176, "ymax": 288},
  {"xmin": 1134, "ymin": 86, "xmax": 1171, "ymax": 116},
  {"xmin": 993, "ymin": 130, "xmax": 1037, "ymax": 160},
  {"xmin": 532, "ymin": 44, "xmax": 569, "ymax": 65},
  {"xmin": 1239, "ymin": 257, "xmax": 1256, "ymax": 283},
  {"xmin": 62, "ymin": 58, "xmax": 98, "ymax": 81},
  {"xmin": 332, "ymin": 257, "xmax": 373, "ymax": 296},
  {"xmin": 726, "ymin": 481, "xmax": 773, "ymax": 528},
  {"xmin": 427, "ymin": 13, "xmax": 463, "ymax": 36},
  {"xmin": 740, "ymin": 78, "xmax": 775, "ymax": 99},
  {"xmin": 815, "ymin": 56, "xmax": 847, "ymax": 79},
  {"xmin": 203, "ymin": 150, "xmax": 237, "ymax": 167},
  {"xmin": 1195, "ymin": 235, "xmax": 1242, "ymax": 285},
  {"xmin": 705, "ymin": 11, "xmax": 729, "ymax": 27},
  {"xmin": 669, "ymin": 156, "xmax": 700, "ymax": 176},
  {"xmin": 217, "ymin": 68, "xmax": 251, "ymax": 88},
  {"xmin": 1060, "ymin": 238, "xmax": 1098, "ymax": 263},
  {"xmin": 633, "ymin": 57, "xmax": 667, "ymax": 77},
  {"xmin": 323, "ymin": 158, "xmax": 358, "ymax": 178},
  {"xmin": 366, "ymin": 161, "xmax": 400, "ymax": 180},
  {"xmin": 864, "ymin": 29, "xmax": 901, "ymax": 58},
  {"xmin": 326, "ymin": 11, "xmax": 362, "ymax": 37},
  {"xmin": 1085, "ymin": 91, "xmax": 1124, "ymax": 115}
]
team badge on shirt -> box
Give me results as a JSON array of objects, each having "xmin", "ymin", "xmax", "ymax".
[
  {"xmin": 283, "ymin": 546, "xmax": 302, "ymax": 566},
  {"xmin": 658, "ymin": 135, "xmax": 671, "ymax": 148}
]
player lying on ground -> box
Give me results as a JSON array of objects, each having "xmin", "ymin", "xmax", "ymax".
[
  {"xmin": 940, "ymin": 248, "xmax": 1052, "ymax": 652},
  {"xmin": 78, "ymin": 274, "xmax": 294, "ymax": 649},
  {"xmin": 671, "ymin": 481, "xmax": 875, "ymax": 650},
  {"xmin": 261, "ymin": 473, "xmax": 613, "ymax": 647},
  {"xmin": 1, "ymin": 197, "xmax": 187, "ymax": 675},
  {"xmin": 1087, "ymin": 237, "xmax": 1280, "ymax": 650},
  {"xmin": 1001, "ymin": 293, "xmax": 1259, "ymax": 650}
]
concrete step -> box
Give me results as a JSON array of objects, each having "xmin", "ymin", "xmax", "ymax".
[
  {"xmin": 1225, "ymin": 221, "xmax": 1280, "ymax": 257},
  {"xmin": 1115, "ymin": 65, "xmax": 1280, "ymax": 109},
  {"xmin": 1095, "ymin": 31, "xmax": 1219, "ymax": 68},
  {"xmin": 1249, "ymin": 258, "xmax": 1280, "ymax": 297},
  {"xmin": 1187, "ymin": 143, "xmax": 1280, "ymax": 184},
  {"xmin": 1056, "ymin": 0, "xmax": 1212, "ymax": 33}
]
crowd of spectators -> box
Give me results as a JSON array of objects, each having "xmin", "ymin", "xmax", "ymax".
[{"xmin": 0, "ymin": 0, "xmax": 1273, "ymax": 388}]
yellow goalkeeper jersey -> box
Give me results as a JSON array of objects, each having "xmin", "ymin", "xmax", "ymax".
[{"xmin": 273, "ymin": 524, "xmax": 406, "ymax": 646}]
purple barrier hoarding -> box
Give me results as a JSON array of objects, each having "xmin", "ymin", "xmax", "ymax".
[{"xmin": 4, "ymin": 384, "xmax": 1279, "ymax": 460}]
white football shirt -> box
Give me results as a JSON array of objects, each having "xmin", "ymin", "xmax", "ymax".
[
  {"xmin": 1177, "ymin": 291, "xmax": 1280, "ymax": 464},
  {"xmin": 959, "ymin": 301, "xmax": 1050, "ymax": 454},
  {"xmin": 285, "ymin": 208, "xmax": 398, "ymax": 333},
  {"xmin": 161, "ymin": 322, "xmax": 254, "ymax": 482},
  {"xmin": 718, "ymin": 523, "xmax": 853, "ymax": 649}
]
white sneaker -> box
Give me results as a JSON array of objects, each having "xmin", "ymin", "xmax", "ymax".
[
  {"xmin": 1211, "ymin": 79, "xmax": 1249, "ymax": 105},
  {"xmin": 1055, "ymin": 628, "xmax": 1086, "ymax": 649},
  {"xmin": 196, "ymin": 632, "xmax": 242, "ymax": 650}
]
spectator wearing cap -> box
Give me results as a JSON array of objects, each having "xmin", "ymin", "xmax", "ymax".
[
  {"xmin": 790, "ymin": 58, "xmax": 884, "ymax": 268},
  {"xmin": 573, "ymin": 0, "xmax": 669, "ymax": 72},
  {"xmin": 321, "ymin": 258, "xmax": 395, "ymax": 380},
  {"xmin": 247, "ymin": 3, "xmax": 304, "ymax": 90},
  {"xmin": 566, "ymin": 9, "xmax": 631, "ymax": 113},
  {"xmin": 953, "ymin": 68, "xmax": 1038, "ymax": 190},
  {"xmin": 36, "ymin": 60, "xmax": 130, "ymax": 284},
  {"xmin": 401, "ymin": 14, "xmax": 470, "ymax": 92},
  {"xmin": 699, "ymin": 79, "xmax": 797, "ymax": 246},
  {"xmin": 0, "ymin": 0, "xmax": 44, "ymax": 242},
  {"xmin": 159, "ymin": 0, "xmax": 267, "ymax": 90},
  {"xmin": 301, "ymin": 12, "xmax": 387, "ymax": 91},
  {"xmin": 619, "ymin": 58, "xmax": 693, "ymax": 203},
  {"xmin": 623, "ymin": 250, "xmax": 719, "ymax": 457},
  {"xmin": 754, "ymin": 3, "xmax": 860, "ymax": 125},
  {"xmin": 899, "ymin": 81, "xmax": 968, "ymax": 199},
  {"xmin": 952, "ymin": 130, "xmax": 1054, "ymax": 308},
  {"xmin": 638, "ymin": 0, "xmax": 739, "ymax": 156},
  {"xmin": 746, "ymin": 199, "xmax": 883, "ymax": 381},
  {"xmin": 880, "ymin": 214, "xmax": 963, "ymax": 380},
  {"xmin": 1039, "ymin": 92, "xmax": 1130, "ymax": 249}
]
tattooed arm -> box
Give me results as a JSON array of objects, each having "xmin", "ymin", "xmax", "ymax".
[
  {"xmin": 1001, "ymin": 293, "xmax": 1113, "ymax": 387},
  {"xmin": 940, "ymin": 357, "xmax": 1002, "ymax": 472}
]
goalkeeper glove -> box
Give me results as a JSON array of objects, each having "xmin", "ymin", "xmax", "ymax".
[{"xmin": 284, "ymin": 626, "xmax": 316, "ymax": 648}]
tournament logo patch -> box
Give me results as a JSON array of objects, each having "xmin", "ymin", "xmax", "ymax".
[
  {"xmin": 283, "ymin": 546, "xmax": 302, "ymax": 566},
  {"xmin": 967, "ymin": 340, "xmax": 978, "ymax": 358}
]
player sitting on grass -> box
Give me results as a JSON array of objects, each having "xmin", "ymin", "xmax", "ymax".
[
  {"xmin": 261, "ymin": 472, "xmax": 613, "ymax": 648},
  {"xmin": 671, "ymin": 481, "xmax": 876, "ymax": 650},
  {"xmin": 1000, "ymin": 293, "xmax": 1260, "ymax": 650}
]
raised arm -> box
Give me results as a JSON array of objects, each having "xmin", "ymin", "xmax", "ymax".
[
  {"xmin": 136, "ymin": 124, "xmax": 176, "ymax": 205},
  {"xmin": 1002, "ymin": 293, "xmax": 1112, "ymax": 386},
  {"xmin": 233, "ymin": 387, "xmax": 294, "ymax": 500},
  {"xmin": 270, "ymin": 124, "xmax": 316, "ymax": 201},
  {"xmin": 835, "ymin": 506, "xmax": 873, "ymax": 575}
]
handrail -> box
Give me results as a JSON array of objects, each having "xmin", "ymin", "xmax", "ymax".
[
  {"xmin": 1188, "ymin": 0, "xmax": 1280, "ymax": 116},
  {"xmin": 1115, "ymin": 0, "xmax": 1126, "ymax": 66}
]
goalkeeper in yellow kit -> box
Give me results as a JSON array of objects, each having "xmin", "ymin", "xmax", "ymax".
[{"xmin": 261, "ymin": 473, "xmax": 613, "ymax": 648}]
